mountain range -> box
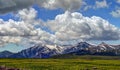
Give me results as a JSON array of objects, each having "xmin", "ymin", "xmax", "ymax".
[{"xmin": 0, "ymin": 42, "xmax": 120, "ymax": 58}]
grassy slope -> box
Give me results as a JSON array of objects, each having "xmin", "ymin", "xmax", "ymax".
[{"xmin": 0, "ymin": 55, "xmax": 120, "ymax": 70}]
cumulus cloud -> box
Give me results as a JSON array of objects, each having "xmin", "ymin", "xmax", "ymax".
[
  {"xmin": 0, "ymin": 7, "xmax": 120, "ymax": 47},
  {"xmin": 47, "ymin": 11, "xmax": 120, "ymax": 41},
  {"xmin": 0, "ymin": 8, "xmax": 42, "ymax": 46},
  {"xmin": 0, "ymin": 8, "xmax": 38, "ymax": 36},
  {"xmin": 0, "ymin": 36, "xmax": 21, "ymax": 46},
  {"xmin": 110, "ymin": 8, "xmax": 120, "ymax": 18},
  {"xmin": 0, "ymin": 0, "xmax": 83, "ymax": 14},
  {"xmin": 0, "ymin": 8, "xmax": 56, "ymax": 46}
]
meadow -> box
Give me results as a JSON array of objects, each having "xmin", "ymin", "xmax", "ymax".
[{"xmin": 0, "ymin": 55, "xmax": 120, "ymax": 70}]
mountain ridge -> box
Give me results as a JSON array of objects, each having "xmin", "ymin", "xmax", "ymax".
[{"xmin": 0, "ymin": 42, "xmax": 120, "ymax": 58}]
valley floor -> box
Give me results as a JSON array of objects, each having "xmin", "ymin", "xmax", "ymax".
[{"xmin": 0, "ymin": 55, "xmax": 120, "ymax": 70}]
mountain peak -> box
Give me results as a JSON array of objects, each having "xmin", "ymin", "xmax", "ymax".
[
  {"xmin": 78, "ymin": 42, "xmax": 89, "ymax": 45},
  {"xmin": 78, "ymin": 42, "xmax": 91, "ymax": 46},
  {"xmin": 76, "ymin": 42, "xmax": 91, "ymax": 49},
  {"xmin": 0, "ymin": 50, "xmax": 13, "ymax": 54},
  {"xmin": 99, "ymin": 42, "xmax": 108, "ymax": 46}
]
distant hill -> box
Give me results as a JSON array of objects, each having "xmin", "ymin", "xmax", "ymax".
[{"xmin": 0, "ymin": 51, "xmax": 14, "ymax": 58}]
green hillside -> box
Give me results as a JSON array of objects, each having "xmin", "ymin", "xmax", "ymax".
[{"xmin": 51, "ymin": 54, "xmax": 120, "ymax": 60}]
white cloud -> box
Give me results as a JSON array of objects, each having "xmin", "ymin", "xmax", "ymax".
[
  {"xmin": 0, "ymin": 8, "xmax": 42, "ymax": 46},
  {"xmin": 47, "ymin": 11, "xmax": 120, "ymax": 42},
  {"xmin": 0, "ymin": 8, "xmax": 38, "ymax": 36},
  {"xmin": 82, "ymin": 0, "xmax": 109, "ymax": 11},
  {"xmin": 94, "ymin": 0, "xmax": 109, "ymax": 9},
  {"xmin": 110, "ymin": 8, "xmax": 120, "ymax": 18},
  {"xmin": 0, "ymin": 8, "xmax": 120, "ymax": 47},
  {"xmin": 0, "ymin": 36, "xmax": 22, "ymax": 46}
]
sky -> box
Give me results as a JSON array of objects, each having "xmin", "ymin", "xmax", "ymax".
[{"xmin": 0, "ymin": 0, "xmax": 120, "ymax": 52}]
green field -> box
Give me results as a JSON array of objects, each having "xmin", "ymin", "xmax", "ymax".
[{"xmin": 0, "ymin": 55, "xmax": 120, "ymax": 70}]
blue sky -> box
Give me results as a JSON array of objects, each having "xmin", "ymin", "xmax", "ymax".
[{"xmin": 0, "ymin": 0, "xmax": 120, "ymax": 52}]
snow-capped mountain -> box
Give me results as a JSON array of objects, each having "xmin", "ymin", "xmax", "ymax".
[
  {"xmin": 9, "ymin": 44, "xmax": 65, "ymax": 58},
  {"xmin": 60, "ymin": 42, "xmax": 120, "ymax": 56},
  {"xmin": 62, "ymin": 42, "xmax": 93, "ymax": 54},
  {"xmin": 0, "ymin": 42, "xmax": 120, "ymax": 58}
]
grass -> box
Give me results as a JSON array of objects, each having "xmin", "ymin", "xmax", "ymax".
[{"xmin": 0, "ymin": 55, "xmax": 120, "ymax": 70}]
